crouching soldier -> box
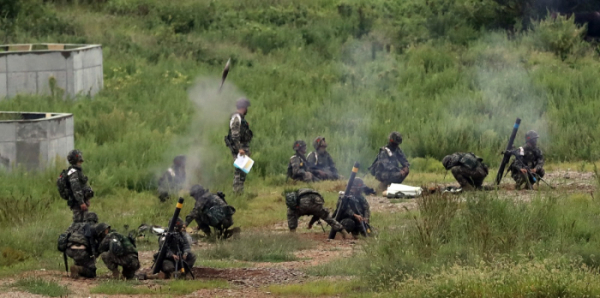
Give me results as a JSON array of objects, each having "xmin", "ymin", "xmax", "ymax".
[
  {"xmin": 185, "ymin": 185, "xmax": 237, "ymax": 239},
  {"xmin": 368, "ymin": 132, "xmax": 410, "ymax": 192},
  {"xmin": 509, "ymin": 130, "xmax": 545, "ymax": 190},
  {"xmin": 157, "ymin": 155, "xmax": 186, "ymax": 202},
  {"xmin": 60, "ymin": 222, "xmax": 110, "ymax": 279},
  {"xmin": 442, "ymin": 152, "xmax": 489, "ymax": 190},
  {"xmin": 287, "ymin": 140, "xmax": 318, "ymax": 182},
  {"xmin": 307, "ymin": 136, "xmax": 340, "ymax": 180},
  {"xmin": 99, "ymin": 231, "xmax": 140, "ymax": 280},
  {"xmin": 285, "ymin": 188, "xmax": 348, "ymax": 237},
  {"xmin": 334, "ymin": 178, "xmax": 371, "ymax": 238},
  {"xmin": 152, "ymin": 217, "xmax": 196, "ymax": 279}
]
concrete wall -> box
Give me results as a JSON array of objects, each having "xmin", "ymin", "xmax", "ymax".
[
  {"xmin": 0, "ymin": 44, "xmax": 103, "ymax": 99},
  {"xmin": 0, "ymin": 112, "xmax": 74, "ymax": 171}
]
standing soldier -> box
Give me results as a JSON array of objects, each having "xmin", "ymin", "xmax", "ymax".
[
  {"xmin": 334, "ymin": 178, "xmax": 371, "ymax": 238},
  {"xmin": 225, "ymin": 98, "xmax": 253, "ymax": 194},
  {"xmin": 368, "ymin": 132, "xmax": 410, "ymax": 192},
  {"xmin": 152, "ymin": 217, "xmax": 196, "ymax": 279},
  {"xmin": 306, "ymin": 136, "xmax": 340, "ymax": 180},
  {"xmin": 66, "ymin": 150, "xmax": 94, "ymax": 223},
  {"xmin": 442, "ymin": 152, "xmax": 489, "ymax": 190},
  {"xmin": 509, "ymin": 130, "xmax": 545, "ymax": 190},
  {"xmin": 99, "ymin": 230, "xmax": 140, "ymax": 280},
  {"xmin": 287, "ymin": 140, "xmax": 318, "ymax": 182},
  {"xmin": 284, "ymin": 188, "xmax": 348, "ymax": 237},
  {"xmin": 64, "ymin": 222, "xmax": 110, "ymax": 279},
  {"xmin": 185, "ymin": 185, "xmax": 236, "ymax": 239},
  {"xmin": 157, "ymin": 155, "xmax": 187, "ymax": 202}
]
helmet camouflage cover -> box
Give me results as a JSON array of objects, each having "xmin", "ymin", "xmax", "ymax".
[
  {"xmin": 189, "ymin": 184, "xmax": 207, "ymax": 198},
  {"xmin": 388, "ymin": 132, "xmax": 403, "ymax": 144},
  {"xmin": 67, "ymin": 149, "xmax": 84, "ymax": 165},
  {"xmin": 313, "ymin": 136, "xmax": 327, "ymax": 150},
  {"xmin": 526, "ymin": 130, "xmax": 539, "ymax": 141},
  {"xmin": 293, "ymin": 140, "xmax": 307, "ymax": 151},
  {"xmin": 236, "ymin": 97, "xmax": 251, "ymax": 109}
]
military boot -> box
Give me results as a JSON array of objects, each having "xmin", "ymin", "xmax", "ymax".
[
  {"xmin": 70, "ymin": 265, "xmax": 83, "ymax": 279},
  {"xmin": 289, "ymin": 228, "xmax": 296, "ymax": 233},
  {"xmin": 111, "ymin": 269, "xmax": 120, "ymax": 279},
  {"xmin": 340, "ymin": 229, "xmax": 350, "ymax": 239}
]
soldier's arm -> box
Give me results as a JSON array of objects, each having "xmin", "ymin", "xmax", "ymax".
[
  {"xmin": 68, "ymin": 170, "xmax": 85, "ymax": 205},
  {"xmin": 291, "ymin": 157, "xmax": 306, "ymax": 177},
  {"xmin": 185, "ymin": 208, "xmax": 199, "ymax": 227},
  {"xmin": 230, "ymin": 115, "xmax": 242, "ymax": 151},
  {"xmin": 181, "ymin": 234, "xmax": 192, "ymax": 254},
  {"xmin": 535, "ymin": 148, "xmax": 545, "ymax": 171},
  {"xmin": 397, "ymin": 149, "xmax": 410, "ymax": 170},
  {"xmin": 327, "ymin": 153, "xmax": 339, "ymax": 175},
  {"xmin": 362, "ymin": 197, "xmax": 371, "ymax": 220}
]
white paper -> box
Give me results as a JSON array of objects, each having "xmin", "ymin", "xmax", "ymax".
[
  {"xmin": 233, "ymin": 154, "xmax": 254, "ymax": 174},
  {"xmin": 386, "ymin": 183, "xmax": 423, "ymax": 197}
]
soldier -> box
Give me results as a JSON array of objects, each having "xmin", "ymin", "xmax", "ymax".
[
  {"xmin": 157, "ymin": 155, "xmax": 187, "ymax": 202},
  {"xmin": 442, "ymin": 152, "xmax": 489, "ymax": 190},
  {"xmin": 334, "ymin": 178, "xmax": 371, "ymax": 238},
  {"xmin": 509, "ymin": 130, "xmax": 545, "ymax": 190},
  {"xmin": 185, "ymin": 185, "xmax": 236, "ymax": 238},
  {"xmin": 368, "ymin": 132, "xmax": 410, "ymax": 192},
  {"xmin": 66, "ymin": 150, "xmax": 95, "ymax": 223},
  {"xmin": 65, "ymin": 222, "xmax": 110, "ymax": 279},
  {"xmin": 306, "ymin": 136, "xmax": 340, "ymax": 180},
  {"xmin": 99, "ymin": 230, "xmax": 140, "ymax": 280},
  {"xmin": 225, "ymin": 98, "xmax": 253, "ymax": 194},
  {"xmin": 284, "ymin": 188, "xmax": 347, "ymax": 237},
  {"xmin": 287, "ymin": 140, "xmax": 318, "ymax": 182},
  {"xmin": 152, "ymin": 217, "xmax": 196, "ymax": 279}
]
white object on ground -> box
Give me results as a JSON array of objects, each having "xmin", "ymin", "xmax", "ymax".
[
  {"xmin": 386, "ymin": 183, "xmax": 423, "ymax": 198},
  {"xmin": 234, "ymin": 154, "xmax": 254, "ymax": 174}
]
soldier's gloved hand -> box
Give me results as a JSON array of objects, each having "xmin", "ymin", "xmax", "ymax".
[
  {"xmin": 173, "ymin": 255, "xmax": 180, "ymax": 261},
  {"xmin": 520, "ymin": 169, "xmax": 527, "ymax": 174},
  {"xmin": 354, "ymin": 214, "xmax": 364, "ymax": 222},
  {"xmin": 531, "ymin": 168, "xmax": 537, "ymax": 173},
  {"xmin": 80, "ymin": 203, "xmax": 88, "ymax": 211}
]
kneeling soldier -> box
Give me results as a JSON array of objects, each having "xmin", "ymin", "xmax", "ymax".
[
  {"xmin": 285, "ymin": 188, "xmax": 348, "ymax": 237},
  {"xmin": 307, "ymin": 136, "xmax": 340, "ymax": 180},
  {"xmin": 334, "ymin": 178, "xmax": 371, "ymax": 238},
  {"xmin": 509, "ymin": 130, "xmax": 545, "ymax": 190},
  {"xmin": 442, "ymin": 152, "xmax": 489, "ymax": 190},
  {"xmin": 63, "ymin": 222, "xmax": 110, "ymax": 279},
  {"xmin": 153, "ymin": 217, "xmax": 196, "ymax": 279},
  {"xmin": 287, "ymin": 140, "xmax": 318, "ymax": 182},
  {"xmin": 185, "ymin": 185, "xmax": 236, "ymax": 239},
  {"xmin": 99, "ymin": 231, "xmax": 140, "ymax": 280}
]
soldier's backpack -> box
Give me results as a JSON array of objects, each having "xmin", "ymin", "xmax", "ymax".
[
  {"xmin": 56, "ymin": 169, "xmax": 71, "ymax": 201},
  {"xmin": 57, "ymin": 232, "xmax": 71, "ymax": 252},
  {"xmin": 206, "ymin": 206, "xmax": 227, "ymax": 226},
  {"xmin": 108, "ymin": 233, "xmax": 133, "ymax": 257},
  {"xmin": 286, "ymin": 189, "xmax": 323, "ymax": 209},
  {"xmin": 459, "ymin": 153, "xmax": 480, "ymax": 170}
]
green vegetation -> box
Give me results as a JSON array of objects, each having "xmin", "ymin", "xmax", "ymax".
[
  {"xmin": 205, "ymin": 233, "xmax": 313, "ymax": 262},
  {"xmin": 90, "ymin": 279, "xmax": 228, "ymax": 295},
  {"xmin": 11, "ymin": 277, "xmax": 70, "ymax": 297}
]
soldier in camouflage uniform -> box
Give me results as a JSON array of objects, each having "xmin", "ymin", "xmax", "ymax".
[
  {"xmin": 157, "ymin": 155, "xmax": 186, "ymax": 202},
  {"xmin": 225, "ymin": 98, "xmax": 253, "ymax": 194},
  {"xmin": 66, "ymin": 150, "xmax": 95, "ymax": 223},
  {"xmin": 66, "ymin": 222, "xmax": 110, "ymax": 279},
  {"xmin": 185, "ymin": 185, "xmax": 235, "ymax": 238},
  {"xmin": 306, "ymin": 136, "xmax": 340, "ymax": 181},
  {"xmin": 334, "ymin": 178, "xmax": 371, "ymax": 238},
  {"xmin": 368, "ymin": 132, "xmax": 410, "ymax": 191},
  {"xmin": 153, "ymin": 217, "xmax": 196, "ymax": 279},
  {"xmin": 442, "ymin": 152, "xmax": 489, "ymax": 190},
  {"xmin": 288, "ymin": 140, "xmax": 318, "ymax": 182},
  {"xmin": 509, "ymin": 130, "xmax": 545, "ymax": 190},
  {"xmin": 285, "ymin": 188, "xmax": 347, "ymax": 237},
  {"xmin": 99, "ymin": 230, "xmax": 140, "ymax": 279}
]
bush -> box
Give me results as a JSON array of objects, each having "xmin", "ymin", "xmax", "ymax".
[{"xmin": 530, "ymin": 14, "xmax": 587, "ymax": 60}]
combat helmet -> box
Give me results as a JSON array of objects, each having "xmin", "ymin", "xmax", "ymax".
[
  {"xmin": 84, "ymin": 212, "xmax": 99, "ymax": 224},
  {"xmin": 189, "ymin": 184, "xmax": 207, "ymax": 198},
  {"xmin": 236, "ymin": 97, "xmax": 251, "ymax": 109},
  {"xmin": 352, "ymin": 177, "xmax": 365, "ymax": 189},
  {"xmin": 526, "ymin": 130, "xmax": 539, "ymax": 141},
  {"xmin": 389, "ymin": 132, "xmax": 403, "ymax": 145},
  {"xmin": 293, "ymin": 140, "xmax": 307, "ymax": 151},
  {"xmin": 67, "ymin": 149, "xmax": 84, "ymax": 165},
  {"xmin": 94, "ymin": 223, "xmax": 111, "ymax": 237},
  {"xmin": 442, "ymin": 155, "xmax": 456, "ymax": 170},
  {"xmin": 173, "ymin": 155, "xmax": 186, "ymax": 167},
  {"xmin": 313, "ymin": 136, "xmax": 327, "ymax": 150},
  {"xmin": 169, "ymin": 217, "xmax": 185, "ymax": 230}
]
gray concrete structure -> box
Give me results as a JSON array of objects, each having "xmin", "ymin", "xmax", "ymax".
[
  {"xmin": 0, "ymin": 43, "xmax": 103, "ymax": 99},
  {"xmin": 0, "ymin": 112, "xmax": 74, "ymax": 171}
]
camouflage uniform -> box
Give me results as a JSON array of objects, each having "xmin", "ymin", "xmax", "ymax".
[
  {"xmin": 509, "ymin": 138, "xmax": 545, "ymax": 189},
  {"xmin": 99, "ymin": 232, "xmax": 140, "ymax": 279},
  {"xmin": 286, "ymin": 188, "xmax": 343, "ymax": 231},
  {"xmin": 307, "ymin": 136, "xmax": 339, "ymax": 180},
  {"xmin": 334, "ymin": 190, "xmax": 370, "ymax": 237},
  {"xmin": 157, "ymin": 156, "xmax": 186, "ymax": 202},
  {"xmin": 288, "ymin": 140, "xmax": 317, "ymax": 182},
  {"xmin": 442, "ymin": 152, "xmax": 489, "ymax": 190},
  {"xmin": 369, "ymin": 132, "xmax": 410, "ymax": 189},
  {"xmin": 227, "ymin": 105, "xmax": 253, "ymax": 193},
  {"xmin": 185, "ymin": 185, "xmax": 234, "ymax": 236},
  {"xmin": 65, "ymin": 222, "xmax": 108, "ymax": 278},
  {"xmin": 154, "ymin": 231, "xmax": 196, "ymax": 278}
]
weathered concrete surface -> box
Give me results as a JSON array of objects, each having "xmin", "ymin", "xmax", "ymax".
[
  {"xmin": 0, "ymin": 112, "xmax": 74, "ymax": 171},
  {"xmin": 0, "ymin": 44, "xmax": 103, "ymax": 99}
]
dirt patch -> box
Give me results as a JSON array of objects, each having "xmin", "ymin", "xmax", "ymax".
[{"xmin": 191, "ymin": 267, "xmax": 305, "ymax": 287}]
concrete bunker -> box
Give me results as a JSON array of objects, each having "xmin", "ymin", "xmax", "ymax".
[
  {"xmin": 0, "ymin": 43, "xmax": 103, "ymax": 99},
  {"xmin": 0, "ymin": 112, "xmax": 74, "ymax": 171}
]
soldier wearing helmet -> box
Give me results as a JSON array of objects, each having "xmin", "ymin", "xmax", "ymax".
[
  {"xmin": 287, "ymin": 140, "xmax": 318, "ymax": 182},
  {"xmin": 157, "ymin": 155, "xmax": 187, "ymax": 202},
  {"xmin": 65, "ymin": 149, "xmax": 94, "ymax": 222},
  {"xmin": 64, "ymin": 221, "xmax": 110, "ymax": 279},
  {"xmin": 225, "ymin": 98, "xmax": 254, "ymax": 194},
  {"xmin": 334, "ymin": 178, "xmax": 371, "ymax": 238},
  {"xmin": 509, "ymin": 130, "xmax": 545, "ymax": 189},
  {"xmin": 185, "ymin": 184, "xmax": 237, "ymax": 239},
  {"xmin": 284, "ymin": 188, "xmax": 348, "ymax": 238},
  {"xmin": 152, "ymin": 217, "xmax": 196, "ymax": 279},
  {"xmin": 368, "ymin": 132, "xmax": 411, "ymax": 192},
  {"xmin": 442, "ymin": 152, "xmax": 489, "ymax": 190},
  {"xmin": 306, "ymin": 136, "xmax": 340, "ymax": 180}
]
